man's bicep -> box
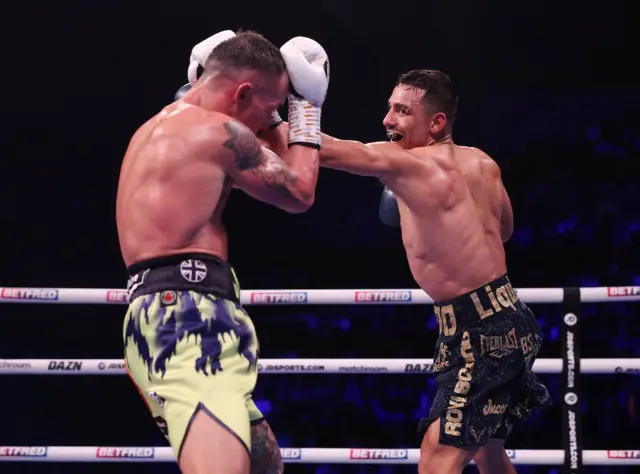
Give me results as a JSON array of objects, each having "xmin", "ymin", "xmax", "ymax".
[
  {"xmin": 367, "ymin": 142, "xmax": 420, "ymax": 176},
  {"xmin": 219, "ymin": 120, "xmax": 303, "ymax": 210},
  {"xmin": 320, "ymin": 137, "xmax": 416, "ymax": 178}
]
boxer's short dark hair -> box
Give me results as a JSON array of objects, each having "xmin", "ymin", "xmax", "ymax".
[
  {"xmin": 203, "ymin": 30, "xmax": 286, "ymax": 78},
  {"xmin": 397, "ymin": 69, "xmax": 459, "ymax": 126}
]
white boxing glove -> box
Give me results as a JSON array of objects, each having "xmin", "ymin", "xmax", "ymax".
[
  {"xmin": 188, "ymin": 30, "xmax": 236, "ymax": 84},
  {"xmin": 280, "ymin": 37, "xmax": 330, "ymax": 149}
]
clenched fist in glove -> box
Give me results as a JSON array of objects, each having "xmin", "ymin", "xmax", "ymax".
[
  {"xmin": 379, "ymin": 186, "xmax": 400, "ymax": 227},
  {"xmin": 187, "ymin": 30, "xmax": 236, "ymax": 84},
  {"xmin": 174, "ymin": 83, "xmax": 192, "ymax": 101},
  {"xmin": 280, "ymin": 37, "xmax": 330, "ymax": 149},
  {"xmin": 173, "ymin": 30, "xmax": 236, "ymax": 103}
]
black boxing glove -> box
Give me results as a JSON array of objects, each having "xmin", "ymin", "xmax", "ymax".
[
  {"xmin": 379, "ymin": 186, "xmax": 400, "ymax": 227},
  {"xmin": 174, "ymin": 83, "xmax": 192, "ymax": 101}
]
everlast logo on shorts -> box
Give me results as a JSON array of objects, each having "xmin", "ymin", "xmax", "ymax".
[
  {"xmin": 470, "ymin": 281, "xmax": 518, "ymax": 319},
  {"xmin": 482, "ymin": 399, "xmax": 508, "ymax": 416},
  {"xmin": 480, "ymin": 328, "xmax": 518, "ymax": 358},
  {"xmin": 445, "ymin": 331, "xmax": 475, "ymax": 437}
]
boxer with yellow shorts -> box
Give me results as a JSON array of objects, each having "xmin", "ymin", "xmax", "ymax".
[{"xmin": 116, "ymin": 28, "xmax": 330, "ymax": 474}]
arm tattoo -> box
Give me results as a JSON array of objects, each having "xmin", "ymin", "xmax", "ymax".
[
  {"xmin": 250, "ymin": 421, "xmax": 283, "ymax": 474},
  {"xmin": 223, "ymin": 121, "xmax": 262, "ymax": 171},
  {"xmin": 260, "ymin": 160, "xmax": 298, "ymax": 198},
  {"xmin": 223, "ymin": 121, "xmax": 299, "ymax": 199}
]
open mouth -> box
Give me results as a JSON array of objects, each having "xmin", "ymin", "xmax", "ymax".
[{"xmin": 387, "ymin": 131, "xmax": 404, "ymax": 142}]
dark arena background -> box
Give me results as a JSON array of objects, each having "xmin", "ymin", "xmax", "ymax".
[{"xmin": 1, "ymin": 1, "xmax": 639, "ymax": 473}]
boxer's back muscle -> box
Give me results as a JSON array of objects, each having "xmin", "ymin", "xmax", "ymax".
[
  {"xmin": 116, "ymin": 104, "xmax": 230, "ymax": 267},
  {"xmin": 392, "ymin": 144, "xmax": 507, "ymax": 301}
]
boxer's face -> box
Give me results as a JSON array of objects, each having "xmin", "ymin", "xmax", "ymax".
[
  {"xmin": 231, "ymin": 72, "xmax": 289, "ymax": 133},
  {"xmin": 383, "ymin": 86, "xmax": 437, "ymax": 148}
]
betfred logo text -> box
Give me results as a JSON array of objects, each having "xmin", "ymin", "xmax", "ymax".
[
  {"xmin": 250, "ymin": 292, "xmax": 307, "ymax": 304},
  {"xmin": 607, "ymin": 450, "xmax": 640, "ymax": 458},
  {"xmin": 279, "ymin": 448, "xmax": 302, "ymax": 459},
  {"xmin": 0, "ymin": 288, "xmax": 58, "ymax": 301},
  {"xmin": 349, "ymin": 449, "xmax": 408, "ymax": 459},
  {"xmin": 355, "ymin": 291, "xmax": 412, "ymax": 303},
  {"xmin": 0, "ymin": 447, "xmax": 47, "ymax": 457},
  {"xmin": 97, "ymin": 447, "xmax": 154, "ymax": 458},
  {"xmin": 106, "ymin": 290, "xmax": 128, "ymax": 303},
  {"xmin": 607, "ymin": 287, "xmax": 640, "ymax": 297}
]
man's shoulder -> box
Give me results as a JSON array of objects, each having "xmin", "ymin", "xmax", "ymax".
[
  {"xmin": 455, "ymin": 145, "xmax": 499, "ymax": 168},
  {"xmin": 169, "ymin": 103, "xmax": 235, "ymax": 130},
  {"xmin": 454, "ymin": 144, "xmax": 490, "ymax": 158}
]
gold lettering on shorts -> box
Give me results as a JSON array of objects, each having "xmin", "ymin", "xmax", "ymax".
[
  {"xmin": 496, "ymin": 285, "xmax": 515, "ymax": 310},
  {"xmin": 435, "ymin": 304, "xmax": 457, "ymax": 336},
  {"xmin": 471, "ymin": 292, "xmax": 494, "ymax": 319},
  {"xmin": 520, "ymin": 333, "xmax": 534, "ymax": 355},
  {"xmin": 505, "ymin": 283, "xmax": 518, "ymax": 304},
  {"xmin": 433, "ymin": 343, "xmax": 451, "ymax": 373},
  {"xmin": 434, "ymin": 306, "xmax": 442, "ymax": 335},
  {"xmin": 485, "ymin": 285, "xmax": 502, "ymax": 312},
  {"xmin": 445, "ymin": 331, "xmax": 475, "ymax": 436},
  {"xmin": 482, "ymin": 399, "xmax": 508, "ymax": 416}
]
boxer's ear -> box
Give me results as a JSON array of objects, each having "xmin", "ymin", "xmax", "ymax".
[
  {"xmin": 234, "ymin": 83, "xmax": 253, "ymax": 104},
  {"xmin": 429, "ymin": 112, "xmax": 447, "ymax": 134}
]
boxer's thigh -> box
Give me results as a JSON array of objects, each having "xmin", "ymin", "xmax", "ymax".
[
  {"xmin": 178, "ymin": 409, "xmax": 250, "ymax": 474},
  {"xmin": 250, "ymin": 419, "xmax": 283, "ymax": 474},
  {"xmin": 419, "ymin": 419, "xmax": 478, "ymax": 474}
]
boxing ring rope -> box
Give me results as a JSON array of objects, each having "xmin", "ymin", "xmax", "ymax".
[
  {"xmin": 2, "ymin": 358, "xmax": 640, "ymax": 375},
  {"xmin": 0, "ymin": 446, "xmax": 639, "ymax": 465},
  {"xmin": 2, "ymin": 285, "xmax": 640, "ymax": 468},
  {"xmin": 1, "ymin": 285, "xmax": 639, "ymax": 305}
]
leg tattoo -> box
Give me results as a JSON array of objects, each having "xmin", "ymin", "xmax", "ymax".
[{"xmin": 250, "ymin": 420, "xmax": 283, "ymax": 474}]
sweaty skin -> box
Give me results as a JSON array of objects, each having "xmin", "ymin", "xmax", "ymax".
[
  {"xmin": 116, "ymin": 87, "xmax": 318, "ymax": 268},
  {"xmin": 320, "ymin": 138, "xmax": 513, "ymax": 302}
]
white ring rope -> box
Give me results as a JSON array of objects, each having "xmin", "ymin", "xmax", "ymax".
[
  {"xmin": 1, "ymin": 358, "xmax": 639, "ymax": 375},
  {"xmin": 0, "ymin": 447, "xmax": 638, "ymax": 465},
  {"xmin": 1, "ymin": 286, "xmax": 639, "ymax": 305}
]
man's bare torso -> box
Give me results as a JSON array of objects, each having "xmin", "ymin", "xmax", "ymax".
[
  {"xmin": 116, "ymin": 103, "xmax": 231, "ymax": 268},
  {"xmin": 386, "ymin": 144, "xmax": 509, "ymax": 302}
]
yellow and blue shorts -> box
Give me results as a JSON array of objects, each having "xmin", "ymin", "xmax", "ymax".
[{"xmin": 123, "ymin": 253, "xmax": 262, "ymax": 460}]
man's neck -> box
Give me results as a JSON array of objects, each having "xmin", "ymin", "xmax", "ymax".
[
  {"xmin": 426, "ymin": 133, "xmax": 453, "ymax": 147},
  {"xmin": 187, "ymin": 77, "xmax": 231, "ymax": 114}
]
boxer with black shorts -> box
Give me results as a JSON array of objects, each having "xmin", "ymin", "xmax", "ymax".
[{"xmin": 263, "ymin": 68, "xmax": 551, "ymax": 473}]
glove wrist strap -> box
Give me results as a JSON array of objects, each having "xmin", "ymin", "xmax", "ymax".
[
  {"xmin": 269, "ymin": 110, "xmax": 284, "ymax": 129},
  {"xmin": 287, "ymin": 97, "xmax": 321, "ymax": 149}
]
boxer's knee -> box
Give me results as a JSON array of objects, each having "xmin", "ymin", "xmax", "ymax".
[
  {"xmin": 250, "ymin": 420, "xmax": 283, "ymax": 474},
  {"xmin": 418, "ymin": 418, "xmax": 476, "ymax": 474}
]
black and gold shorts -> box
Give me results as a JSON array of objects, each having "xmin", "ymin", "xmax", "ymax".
[{"xmin": 418, "ymin": 273, "xmax": 552, "ymax": 447}]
